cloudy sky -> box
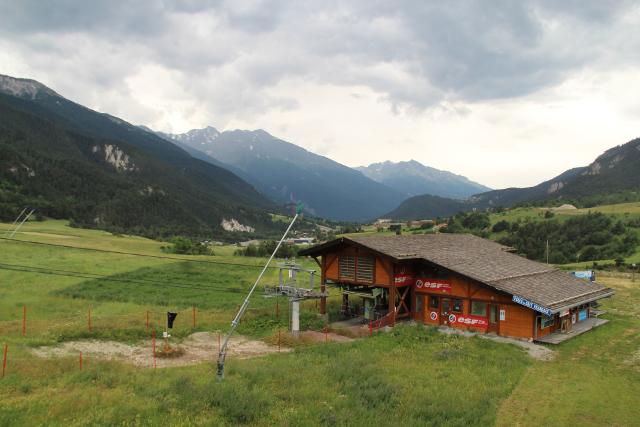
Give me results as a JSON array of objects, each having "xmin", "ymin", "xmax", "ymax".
[{"xmin": 1, "ymin": 1, "xmax": 639, "ymax": 189}]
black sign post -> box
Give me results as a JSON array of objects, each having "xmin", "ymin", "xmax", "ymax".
[
  {"xmin": 167, "ymin": 312, "xmax": 178, "ymax": 329},
  {"xmin": 164, "ymin": 312, "xmax": 178, "ymax": 351}
]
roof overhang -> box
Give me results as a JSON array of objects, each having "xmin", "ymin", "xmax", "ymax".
[{"xmin": 298, "ymin": 237, "xmax": 405, "ymax": 262}]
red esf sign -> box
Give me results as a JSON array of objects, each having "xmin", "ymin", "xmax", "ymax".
[
  {"xmin": 415, "ymin": 278, "xmax": 452, "ymax": 294},
  {"xmin": 448, "ymin": 314, "xmax": 488, "ymax": 329},
  {"xmin": 393, "ymin": 276, "xmax": 452, "ymax": 293},
  {"xmin": 393, "ymin": 274, "xmax": 414, "ymax": 285}
]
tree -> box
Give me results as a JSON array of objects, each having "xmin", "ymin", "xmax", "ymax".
[
  {"xmin": 461, "ymin": 212, "xmax": 490, "ymax": 230},
  {"xmin": 491, "ymin": 220, "xmax": 510, "ymax": 233}
]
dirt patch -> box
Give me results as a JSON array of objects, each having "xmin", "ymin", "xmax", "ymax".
[{"xmin": 30, "ymin": 332, "xmax": 288, "ymax": 368}]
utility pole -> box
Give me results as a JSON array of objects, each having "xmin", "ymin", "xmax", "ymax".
[
  {"xmin": 9, "ymin": 209, "xmax": 35, "ymax": 238},
  {"xmin": 5, "ymin": 208, "xmax": 27, "ymax": 236},
  {"xmin": 216, "ymin": 203, "xmax": 303, "ymax": 381},
  {"xmin": 546, "ymin": 239, "xmax": 549, "ymax": 265}
]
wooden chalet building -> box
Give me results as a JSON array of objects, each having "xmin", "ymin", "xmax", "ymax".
[{"xmin": 299, "ymin": 234, "xmax": 614, "ymax": 341}]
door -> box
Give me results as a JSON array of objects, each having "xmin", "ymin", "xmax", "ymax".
[
  {"xmin": 440, "ymin": 298, "xmax": 451, "ymax": 326},
  {"xmin": 488, "ymin": 304, "xmax": 499, "ymax": 333}
]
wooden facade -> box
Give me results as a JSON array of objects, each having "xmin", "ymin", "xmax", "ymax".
[{"xmin": 311, "ymin": 240, "xmax": 599, "ymax": 341}]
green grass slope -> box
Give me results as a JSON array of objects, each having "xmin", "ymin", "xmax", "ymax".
[{"xmin": 0, "ymin": 220, "xmax": 638, "ymax": 426}]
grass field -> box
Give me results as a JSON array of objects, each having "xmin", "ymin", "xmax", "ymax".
[
  {"xmin": 0, "ymin": 220, "xmax": 638, "ymax": 426},
  {"xmin": 489, "ymin": 202, "xmax": 640, "ymax": 225}
]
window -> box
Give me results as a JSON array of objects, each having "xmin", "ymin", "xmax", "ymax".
[
  {"xmin": 452, "ymin": 299, "xmax": 463, "ymax": 313},
  {"xmin": 429, "ymin": 296, "xmax": 439, "ymax": 309},
  {"xmin": 415, "ymin": 295, "xmax": 424, "ymax": 313},
  {"xmin": 338, "ymin": 256, "xmax": 355, "ymax": 280},
  {"xmin": 541, "ymin": 316, "xmax": 555, "ymax": 329},
  {"xmin": 356, "ymin": 256, "xmax": 374, "ymax": 282},
  {"xmin": 339, "ymin": 255, "xmax": 375, "ymax": 282},
  {"xmin": 471, "ymin": 301, "xmax": 487, "ymax": 317}
]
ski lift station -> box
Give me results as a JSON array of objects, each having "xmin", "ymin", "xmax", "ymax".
[{"xmin": 299, "ymin": 234, "xmax": 615, "ymax": 343}]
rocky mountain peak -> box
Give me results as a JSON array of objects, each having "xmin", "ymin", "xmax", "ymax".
[{"xmin": 0, "ymin": 74, "xmax": 58, "ymax": 99}]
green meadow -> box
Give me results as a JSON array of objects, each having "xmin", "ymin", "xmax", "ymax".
[{"xmin": 0, "ymin": 220, "xmax": 638, "ymax": 426}]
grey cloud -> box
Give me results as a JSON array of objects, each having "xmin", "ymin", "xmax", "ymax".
[{"xmin": 0, "ymin": 0, "xmax": 638, "ymax": 117}]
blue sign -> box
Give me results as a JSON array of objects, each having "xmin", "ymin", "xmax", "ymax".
[
  {"xmin": 512, "ymin": 295, "xmax": 553, "ymax": 316},
  {"xmin": 571, "ymin": 270, "xmax": 595, "ymax": 281},
  {"xmin": 579, "ymin": 309, "xmax": 588, "ymax": 321}
]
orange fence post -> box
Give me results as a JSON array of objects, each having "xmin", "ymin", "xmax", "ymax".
[
  {"xmin": 79, "ymin": 352, "xmax": 83, "ymax": 371},
  {"xmin": 152, "ymin": 330, "xmax": 157, "ymax": 370},
  {"xmin": 2, "ymin": 344, "xmax": 7, "ymax": 378},
  {"xmin": 22, "ymin": 305, "xmax": 26, "ymax": 336}
]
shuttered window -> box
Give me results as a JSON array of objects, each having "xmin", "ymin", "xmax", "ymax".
[
  {"xmin": 339, "ymin": 255, "xmax": 355, "ymax": 280},
  {"xmin": 338, "ymin": 255, "xmax": 374, "ymax": 282},
  {"xmin": 356, "ymin": 256, "xmax": 374, "ymax": 283}
]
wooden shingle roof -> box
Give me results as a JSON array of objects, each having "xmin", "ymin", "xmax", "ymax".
[{"xmin": 299, "ymin": 234, "xmax": 614, "ymax": 312}]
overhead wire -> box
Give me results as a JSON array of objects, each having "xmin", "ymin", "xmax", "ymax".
[
  {"xmin": 0, "ymin": 262, "xmax": 247, "ymax": 294},
  {"xmin": 0, "ymin": 237, "xmax": 285, "ymax": 269}
]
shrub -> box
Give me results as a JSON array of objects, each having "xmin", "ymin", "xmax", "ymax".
[
  {"xmin": 234, "ymin": 240, "xmax": 298, "ymax": 258},
  {"xmin": 162, "ymin": 236, "xmax": 214, "ymax": 255},
  {"xmin": 491, "ymin": 220, "xmax": 510, "ymax": 233}
]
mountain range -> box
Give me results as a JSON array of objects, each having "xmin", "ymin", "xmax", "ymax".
[
  {"xmin": 2, "ymin": 73, "xmax": 638, "ymax": 234},
  {"xmin": 0, "ymin": 74, "xmax": 277, "ymax": 239},
  {"xmin": 156, "ymin": 127, "xmax": 410, "ymax": 221},
  {"xmin": 156, "ymin": 127, "xmax": 495, "ymax": 221},
  {"xmin": 386, "ymin": 137, "xmax": 640, "ymax": 219},
  {"xmin": 356, "ymin": 160, "xmax": 490, "ymax": 199}
]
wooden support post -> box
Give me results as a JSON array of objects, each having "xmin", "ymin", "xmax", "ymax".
[
  {"xmin": 389, "ymin": 286, "xmax": 396, "ymax": 326},
  {"xmin": 320, "ymin": 259, "xmax": 327, "ymax": 315},
  {"xmin": 2, "ymin": 344, "xmax": 7, "ymax": 378},
  {"xmin": 320, "ymin": 290, "xmax": 326, "ymax": 315},
  {"xmin": 22, "ymin": 305, "xmax": 26, "ymax": 337}
]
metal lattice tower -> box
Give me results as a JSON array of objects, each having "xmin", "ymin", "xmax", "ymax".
[{"xmin": 264, "ymin": 259, "xmax": 327, "ymax": 337}]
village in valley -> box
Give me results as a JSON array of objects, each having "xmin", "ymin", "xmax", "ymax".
[{"xmin": 1, "ymin": 2, "xmax": 640, "ymax": 426}]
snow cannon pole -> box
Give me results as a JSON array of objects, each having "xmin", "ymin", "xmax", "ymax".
[{"xmin": 216, "ymin": 203, "xmax": 303, "ymax": 381}]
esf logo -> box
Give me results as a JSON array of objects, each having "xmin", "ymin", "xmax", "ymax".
[
  {"xmin": 416, "ymin": 280, "xmax": 448, "ymax": 289},
  {"xmin": 450, "ymin": 315, "xmax": 487, "ymax": 326}
]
